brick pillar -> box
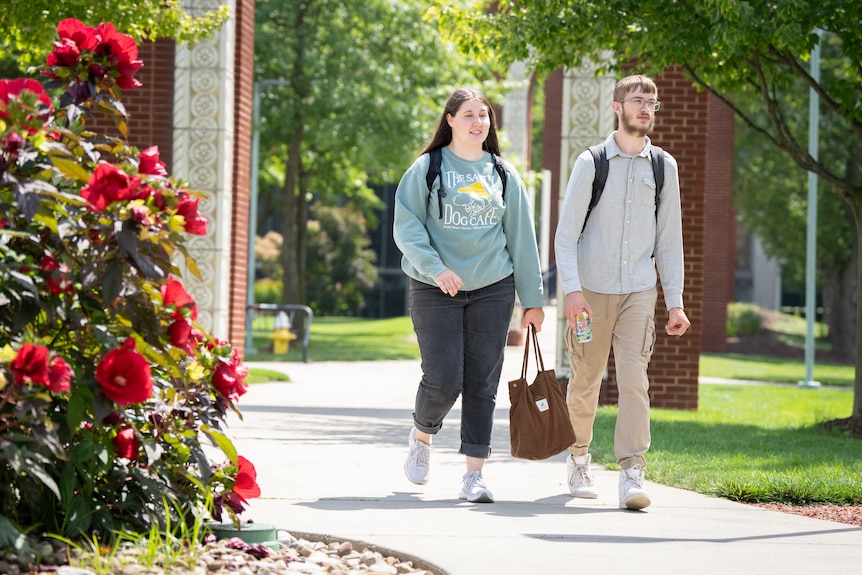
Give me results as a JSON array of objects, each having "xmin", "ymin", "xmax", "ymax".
[
  {"xmin": 701, "ymin": 95, "xmax": 735, "ymax": 353},
  {"xmin": 230, "ymin": 0, "xmax": 256, "ymax": 357}
]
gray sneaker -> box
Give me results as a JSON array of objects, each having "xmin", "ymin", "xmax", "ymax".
[
  {"xmin": 459, "ymin": 470, "xmax": 494, "ymax": 503},
  {"xmin": 404, "ymin": 428, "xmax": 430, "ymax": 485},
  {"xmin": 567, "ymin": 454, "xmax": 598, "ymax": 499},
  {"xmin": 619, "ymin": 465, "xmax": 651, "ymax": 510}
]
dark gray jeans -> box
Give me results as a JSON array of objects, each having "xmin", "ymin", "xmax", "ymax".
[{"xmin": 407, "ymin": 275, "xmax": 515, "ymax": 459}]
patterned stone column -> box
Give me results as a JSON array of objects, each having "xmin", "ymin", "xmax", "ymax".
[
  {"xmin": 555, "ymin": 60, "xmax": 616, "ymax": 378},
  {"xmin": 173, "ymin": 0, "xmax": 238, "ymax": 337}
]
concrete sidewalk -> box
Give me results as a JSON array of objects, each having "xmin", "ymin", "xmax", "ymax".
[{"xmin": 231, "ymin": 329, "xmax": 860, "ymax": 575}]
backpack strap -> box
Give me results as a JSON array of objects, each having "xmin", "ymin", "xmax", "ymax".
[
  {"xmin": 491, "ymin": 152, "xmax": 508, "ymax": 198},
  {"xmin": 426, "ymin": 147, "xmax": 508, "ymax": 219},
  {"xmin": 582, "ymin": 144, "xmax": 608, "ymax": 233},
  {"xmin": 425, "ymin": 147, "xmax": 445, "ymax": 219},
  {"xmin": 650, "ymin": 145, "xmax": 665, "ymax": 212}
]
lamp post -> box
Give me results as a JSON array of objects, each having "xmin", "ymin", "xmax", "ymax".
[
  {"xmin": 800, "ymin": 31, "xmax": 822, "ymax": 388},
  {"xmin": 246, "ymin": 79, "xmax": 291, "ymax": 354}
]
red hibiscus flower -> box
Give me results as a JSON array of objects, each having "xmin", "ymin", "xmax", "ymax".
[
  {"xmin": 46, "ymin": 356, "xmax": 74, "ymax": 393},
  {"xmin": 47, "ymin": 38, "xmax": 81, "ymax": 67},
  {"xmin": 40, "ymin": 254, "xmax": 74, "ymax": 294},
  {"xmin": 176, "ymin": 192, "xmax": 209, "ymax": 236},
  {"xmin": 0, "ymin": 78, "xmax": 53, "ymax": 123},
  {"xmin": 161, "ymin": 276, "xmax": 198, "ymax": 320},
  {"xmin": 167, "ymin": 318, "xmax": 203, "ymax": 355},
  {"xmin": 96, "ymin": 22, "xmax": 143, "ymax": 90},
  {"xmin": 49, "ymin": 19, "xmax": 100, "ymax": 62},
  {"xmin": 233, "ymin": 456, "xmax": 261, "ymax": 502},
  {"xmin": 10, "ymin": 343, "xmax": 50, "ymax": 387},
  {"xmin": 113, "ymin": 425, "xmax": 140, "ymax": 460},
  {"xmin": 95, "ymin": 338, "xmax": 154, "ymax": 405},
  {"xmin": 138, "ymin": 146, "xmax": 168, "ymax": 177},
  {"xmin": 80, "ymin": 163, "xmax": 141, "ymax": 211},
  {"xmin": 212, "ymin": 362, "xmax": 249, "ymax": 402}
]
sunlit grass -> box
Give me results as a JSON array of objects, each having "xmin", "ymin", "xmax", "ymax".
[
  {"xmin": 588, "ymin": 384, "xmax": 859, "ymax": 504},
  {"xmin": 700, "ymin": 353, "xmax": 853, "ymax": 386},
  {"xmin": 245, "ymin": 315, "xmax": 419, "ymax": 362}
]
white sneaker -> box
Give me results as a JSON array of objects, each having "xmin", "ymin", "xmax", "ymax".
[
  {"xmin": 404, "ymin": 428, "xmax": 430, "ymax": 485},
  {"xmin": 619, "ymin": 465, "xmax": 651, "ymax": 510},
  {"xmin": 458, "ymin": 470, "xmax": 494, "ymax": 503},
  {"xmin": 567, "ymin": 454, "xmax": 598, "ymax": 499}
]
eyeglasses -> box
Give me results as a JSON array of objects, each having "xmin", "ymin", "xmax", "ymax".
[{"xmin": 618, "ymin": 97, "xmax": 661, "ymax": 111}]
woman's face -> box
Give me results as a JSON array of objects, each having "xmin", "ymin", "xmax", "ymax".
[{"xmin": 447, "ymin": 98, "xmax": 490, "ymax": 147}]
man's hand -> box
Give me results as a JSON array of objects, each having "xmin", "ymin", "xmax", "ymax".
[
  {"xmin": 563, "ymin": 291, "xmax": 592, "ymax": 333},
  {"xmin": 666, "ymin": 307, "xmax": 691, "ymax": 336}
]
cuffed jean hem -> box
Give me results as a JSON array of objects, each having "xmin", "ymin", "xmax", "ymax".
[
  {"xmin": 459, "ymin": 443, "xmax": 491, "ymax": 459},
  {"xmin": 413, "ymin": 420, "xmax": 441, "ymax": 436}
]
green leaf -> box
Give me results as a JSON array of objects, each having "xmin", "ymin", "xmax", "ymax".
[
  {"xmin": 102, "ymin": 260, "xmax": 125, "ymax": 305},
  {"xmin": 50, "ymin": 157, "xmax": 91, "ymax": 183},
  {"xmin": 200, "ymin": 425, "xmax": 237, "ymax": 463},
  {"xmin": 0, "ymin": 515, "xmax": 31, "ymax": 552}
]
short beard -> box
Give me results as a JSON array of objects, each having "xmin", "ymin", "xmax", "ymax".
[{"xmin": 620, "ymin": 111, "xmax": 654, "ymax": 138}]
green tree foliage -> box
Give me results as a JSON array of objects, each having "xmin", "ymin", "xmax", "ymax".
[
  {"xmin": 253, "ymin": 0, "xmax": 502, "ymax": 306},
  {"xmin": 735, "ymin": 114, "xmax": 856, "ymax": 360},
  {"xmin": 438, "ymin": 0, "xmax": 862, "ymax": 424},
  {"xmin": 306, "ymin": 205, "xmax": 378, "ymax": 316},
  {"xmin": 252, "ymin": 207, "xmax": 378, "ymax": 315},
  {"xmin": 0, "ymin": 0, "xmax": 228, "ymax": 69}
]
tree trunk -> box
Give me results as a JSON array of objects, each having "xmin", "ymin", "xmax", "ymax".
[
  {"xmin": 280, "ymin": 134, "xmax": 303, "ymax": 305},
  {"xmin": 821, "ymin": 252, "xmax": 856, "ymax": 362},
  {"xmin": 297, "ymin": 169, "xmax": 309, "ymax": 305},
  {"xmin": 847, "ymin": 196, "xmax": 862, "ymax": 423}
]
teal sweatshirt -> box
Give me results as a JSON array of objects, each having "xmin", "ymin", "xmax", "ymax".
[{"xmin": 393, "ymin": 147, "xmax": 544, "ymax": 309}]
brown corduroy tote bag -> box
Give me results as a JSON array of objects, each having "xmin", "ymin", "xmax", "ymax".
[{"xmin": 508, "ymin": 326, "xmax": 577, "ymax": 460}]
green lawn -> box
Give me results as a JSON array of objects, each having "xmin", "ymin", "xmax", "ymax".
[
  {"xmin": 245, "ymin": 315, "xmax": 420, "ymax": 362},
  {"xmin": 589, "ymin": 383, "xmax": 860, "ymax": 505},
  {"xmin": 700, "ymin": 353, "xmax": 854, "ymax": 387}
]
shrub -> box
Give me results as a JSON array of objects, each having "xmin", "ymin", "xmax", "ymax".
[
  {"xmin": 726, "ymin": 302, "xmax": 764, "ymax": 337},
  {"xmin": 306, "ymin": 205, "xmax": 378, "ymax": 315},
  {"xmin": 254, "ymin": 277, "xmax": 283, "ymax": 303},
  {"xmin": 0, "ymin": 18, "xmax": 258, "ymax": 545},
  {"xmin": 254, "ymin": 230, "xmax": 284, "ymax": 281}
]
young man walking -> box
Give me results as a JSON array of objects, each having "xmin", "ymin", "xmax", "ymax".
[{"xmin": 554, "ymin": 74, "xmax": 691, "ymax": 510}]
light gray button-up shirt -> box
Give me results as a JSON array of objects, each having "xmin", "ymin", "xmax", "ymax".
[{"xmin": 554, "ymin": 133, "xmax": 685, "ymax": 311}]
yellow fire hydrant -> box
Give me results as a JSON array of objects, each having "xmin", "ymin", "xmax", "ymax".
[{"xmin": 268, "ymin": 311, "xmax": 297, "ymax": 355}]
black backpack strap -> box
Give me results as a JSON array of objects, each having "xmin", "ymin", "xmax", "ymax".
[
  {"xmin": 425, "ymin": 147, "xmax": 444, "ymax": 219},
  {"xmin": 582, "ymin": 144, "xmax": 607, "ymax": 233},
  {"xmin": 490, "ymin": 152, "xmax": 507, "ymax": 198},
  {"xmin": 650, "ymin": 145, "xmax": 665, "ymax": 213}
]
